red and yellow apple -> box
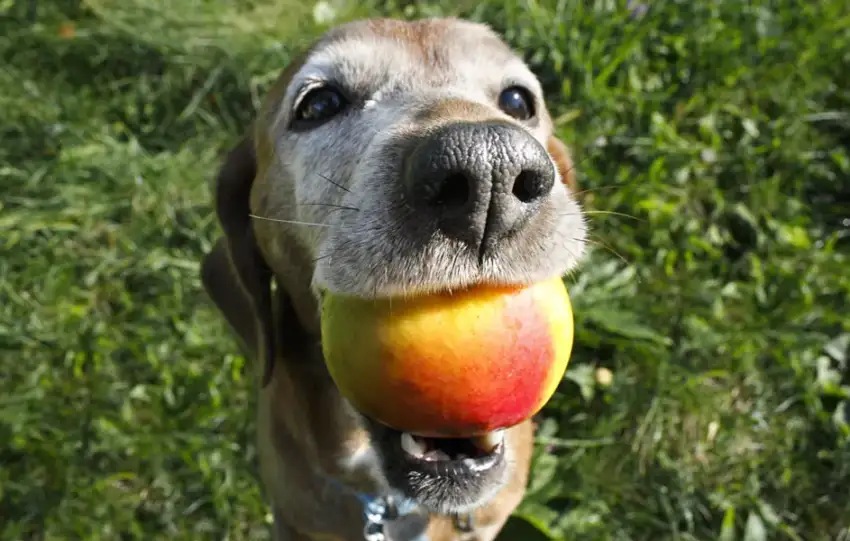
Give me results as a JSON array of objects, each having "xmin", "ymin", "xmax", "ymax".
[{"xmin": 320, "ymin": 277, "xmax": 574, "ymax": 437}]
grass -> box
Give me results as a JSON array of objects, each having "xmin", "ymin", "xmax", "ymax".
[{"xmin": 1, "ymin": 0, "xmax": 849, "ymax": 539}]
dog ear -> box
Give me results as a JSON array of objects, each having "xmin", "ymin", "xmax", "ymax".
[
  {"xmin": 547, "ymin": 136, "xmax": 578, "ymax": 193},
  {"xmin": 201, "ymin": 135, "xmax": 278, "ymax": 386}
]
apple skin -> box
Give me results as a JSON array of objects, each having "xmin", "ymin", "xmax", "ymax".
[{"xmin": 320, "ymin": 277, "xmax": 574, "ymax": 437}]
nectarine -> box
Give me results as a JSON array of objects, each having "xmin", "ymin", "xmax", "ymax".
[{"xmin": 320, "ymin": 277, "xmax": 574, "ymax": 437}]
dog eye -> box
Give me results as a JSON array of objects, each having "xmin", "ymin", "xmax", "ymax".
[
  {"xmin": 497, "ymin": 86, "xmax": 535, "ymax": 121},
  {"xmin": 292, "ymin": 86, "xmax": 348, "ymax": 128}
]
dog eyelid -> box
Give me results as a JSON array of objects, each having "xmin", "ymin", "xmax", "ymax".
[
  {"xmin": 289, "ymin": 81, "xmax": 351, "ymax": 130},
  {"xmin": 292, "ymin": 79, "xmax": 328, "ymax": 106}
]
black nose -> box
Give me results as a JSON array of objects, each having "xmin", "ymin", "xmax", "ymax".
[{"xmin": 402, "ymin": 121, "xmax": 556, "ymax": 255}]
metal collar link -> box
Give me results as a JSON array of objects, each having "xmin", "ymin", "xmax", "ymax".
[
  {"xmin": 326, "ymin": 475, "xmax": 473, "ymax": 541},
  {"xmin": 359, "ymin": 493, "xmax": 474, "ymax": 541},
  {"xmin": 362, "ymin": 494, "xmax": 399, "ymax": 541}
]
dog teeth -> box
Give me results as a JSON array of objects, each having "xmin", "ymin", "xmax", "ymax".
[
  {"xmin": 424, "ymin": 449, "xmax": 451, "ymax": 461},
  {"xmin": 472, "ymin": 430, "xmax": 505, "ymax": 453},
  {"xmin": 400, "ymin": 432, "xmax": 427, "ymax": 457}
]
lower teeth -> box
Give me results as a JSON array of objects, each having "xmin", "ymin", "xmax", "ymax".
[
  {"xmin": 424, "ymin": 450, "xmax": 450, "ymax": 461},
  {"xmin": 400, "ymin": 430, "xmax": 506, "ymax": 461},
  {"xmin": 472, "ymin": 429, "xmax": 506, "ymax": 452}
]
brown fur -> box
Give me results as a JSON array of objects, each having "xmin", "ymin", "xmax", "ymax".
[
  {"xmin": 547, "ymin": 136, "xmax": 578, "ymax": 192},
  {"xmin": 414, "ymin": 99, "xmax": 500, "ymax": 125},
  {"xmin": 201, "ymin": 17, "xmax": 584, "ymax": 541}
]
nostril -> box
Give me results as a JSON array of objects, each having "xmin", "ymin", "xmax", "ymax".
[
  {"xmin": 511, "ymin": 170, "xmax": 549, "ymax": 203},
  {"xmin": 430, "ymin": 172, "xmax": 472, "ymax": 210}
]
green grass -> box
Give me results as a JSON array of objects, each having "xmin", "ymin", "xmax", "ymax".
[{"xmin": 2, "ymin": 0, "xmax": 849, "ymax": 539}]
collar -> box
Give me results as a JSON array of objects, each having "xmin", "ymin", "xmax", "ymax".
[
  {"xmin": 359, "ymin": 492, "xmax": 428, "ymax": 541},
  {"xmin": 326, "ymin": 476, "xmax": 475, "ymax": 541},
  {"xmin": 324, "ymin": 476, "xmax": 429, "ymax": 541},
  {"xmin": 357, "ymin": 490, "xmax": 475, "ymax": 541}
]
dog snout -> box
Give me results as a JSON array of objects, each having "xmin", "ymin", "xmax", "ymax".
[{"xmin": 402, "ymin": 121, "xmax": 556, "ymax": 253}]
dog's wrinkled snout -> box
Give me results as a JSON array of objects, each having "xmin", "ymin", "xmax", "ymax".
[{"xmin": 403, "ymin": 121, "xmax": 555, "ymax": 254}]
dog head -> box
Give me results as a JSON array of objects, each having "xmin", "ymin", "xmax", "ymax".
[{"xmin": 202, "ymin": 17, "xmax": 587, "ymax": 516}]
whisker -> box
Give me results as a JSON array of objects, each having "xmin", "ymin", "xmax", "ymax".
[
  {"xmin": 317, "ymin": 173, "xmax": 351, "ymax": 193},
  {"xmin": 583, "ymin": 234, "xmax": 633, "ymax": 267},
  {"xmin": 561, "ymin": 151, "xmax": 597, "ymax": 174},
  {"xmin": 271, "ymin": 203, "xmax": 360, "ymax": 211},
  {"xmin": 249, "ymin": 214, "xmax": 334, "ymax": 228},
  {"xmin": 560, "ymin": 154, "xmax": 641, "ymax": 198},
  {"xmin": 581, "ymin": 210, "xmax": 644, "ymax": 221},
  {"xmin": 557, "ymin": 209, "xmax": 642, "ymax": 222},
  {"xmin": 572, "ymin": 182, "xmax": 635, "ymax": 197}
]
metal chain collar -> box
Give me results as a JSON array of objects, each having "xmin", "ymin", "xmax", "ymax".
[
  {"xmin": 359, "ymin": 493, "xmax": 474, "ymax": 541},
  {"xmin": 362, "ymin": 494, "xmax": 397, "ymax": 541}
]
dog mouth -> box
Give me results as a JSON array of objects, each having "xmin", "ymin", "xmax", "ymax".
[
  {"xmin": 363, "ymin": 418, "xmax": 509, "ymax": 514},
  {"xmin": 399, "ymin": 430, "xmax": 505, "ymax": 464}
]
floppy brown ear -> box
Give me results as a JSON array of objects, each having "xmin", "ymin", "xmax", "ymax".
[
  {"xmin": 201, "ymin": 135, "xmax": 278, "ymax": 386},
  {"xmin": 547, "ymin": 136, "xmax": 578, "ymax": 193}
]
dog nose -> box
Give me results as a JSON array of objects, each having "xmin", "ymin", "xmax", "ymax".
[{"xmin": 403, "ymin": 121, "xmax": 556, "ymax": 253}]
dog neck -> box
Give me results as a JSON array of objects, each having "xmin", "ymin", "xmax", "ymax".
[
  {"xmin": 267, "ymin": 281, "xmax": 381, "ymax": 481},
  {"xmin": 261, "ymin": 275, "xmax": 492, "ymax": 541},
  {"xmin": 260, "ymin": 283, "xmax": 448, "ymax": 539}
]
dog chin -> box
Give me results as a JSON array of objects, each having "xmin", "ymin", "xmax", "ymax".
[{"xmin": 361, "ymin": 416, "xmax": 510, "ymax": 515}]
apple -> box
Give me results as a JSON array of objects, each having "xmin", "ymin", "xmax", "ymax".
[{"xmin": 320, "ymin": 277, "xmax": 574, "ymax": 437}]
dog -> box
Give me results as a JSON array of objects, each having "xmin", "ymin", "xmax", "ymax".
[{"xmin": 201, "ymin": 17, "xmax": 587, "ymax": 541}]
